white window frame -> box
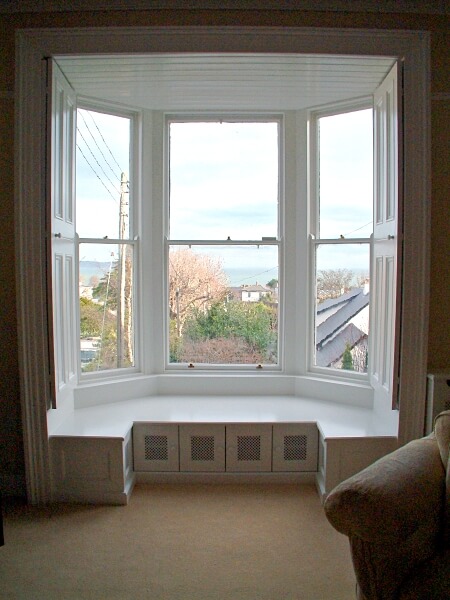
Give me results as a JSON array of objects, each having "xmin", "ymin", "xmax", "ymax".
[
  {"xmin": 15, "ymin": 27, "xmax": 430, "ymax": 504},
  {"xmin": 76, "ymin": 98, "xmax": 143, "ymax": 382},
  {"xmin": 163, "ymin": 113, "xmax": 284, "ymax": 371},
  {"xmin": 308, "ymin": 99, "xmax": 374, "ymax": 381}
]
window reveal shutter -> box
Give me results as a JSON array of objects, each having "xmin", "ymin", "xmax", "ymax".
[
  {"xmin": 370, "ymin": 62, "xmax": 403, "ymax": 411},
  {"xmin": 48, "ymin": 60, "xmax": 77, "ymax": 410}
]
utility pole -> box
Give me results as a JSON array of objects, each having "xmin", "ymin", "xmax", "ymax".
[
  {"xmin": 176, "ymin": 288, "xmax": 181, "ymax": 337},
  {"xmin": 117, "ymin": 172, "xmax": 129, "ymax": 367}
]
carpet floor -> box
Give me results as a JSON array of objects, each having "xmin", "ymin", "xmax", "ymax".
[{"xmin": 0, "ymin": 483, "xmax": 355, "ymax": 599}]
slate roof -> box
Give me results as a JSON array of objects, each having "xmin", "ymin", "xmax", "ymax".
[
  {"xmin": 227, "ymin": 285, "xmax": 271, "ymax": 300},
  {"xmin": 316, "ymin": 288, "xmax": 369, "ymax": 347},
  {"xmin": 317, "ymin": 288, "xmax": 362, "ymax": 314},
  {"xmin": 315, "ymin": 322, "xmax": 366, "ymax": 367},
  {"xmin": 240, "ymin": 285, "xmax": 270, "ymax": 293}
]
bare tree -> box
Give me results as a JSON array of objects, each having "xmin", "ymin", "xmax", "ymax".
[
  {"xmin": 169, "ymin": 248, "xmax": 229, "ymax": 335},
  {"xmin": 351, "ymin": 337, "xmax": 368, "ymax": 373},
  {"xmin": 317, "ymin": 268, "xmax": 354, "ymax": 302}
]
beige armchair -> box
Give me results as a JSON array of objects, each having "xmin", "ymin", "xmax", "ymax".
[{"xmin": 324, "ymin": 411, "xmax": 450, "ymax": 600}]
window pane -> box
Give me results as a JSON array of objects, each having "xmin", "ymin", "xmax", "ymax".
[
  {"xmin": 169, "ymin": 121, "xmax": 279, "ymax": 240},
  {"xmin": 319, "ymin": 109, "xmax": 373, "ymax": 239},
  {"xmin": 168, "ymin": 244, "xmax": 278, "ymax": 365},
  {"xmin": 76, "ymin": 109, "xmax": 131, "ymax": 239},
  {"xmin": 314, "ymin": 244, "xmax": 370, "ymax": 373},
  {"xmin": 79, "ymin": 243, "xmax": 134, "ymax": 372}
]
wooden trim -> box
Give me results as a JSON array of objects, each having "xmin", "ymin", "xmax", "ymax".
[
  {"xmin": 15, "ymin": 35, "xmax": 53, "ymax": 504},
  {"xmin": 396, "ymin": 36, "xmax": 431, "ymax": 444},
  {"xmin": 2, "ymin": 1, "xmax": 447, "ymax": 15},
  {"xmin": 15, "ymin": 26, "xmax": 430, "ymax": 504}
]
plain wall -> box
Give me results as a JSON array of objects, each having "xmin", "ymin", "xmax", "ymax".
[{"xmin": 0, "ymin": 5, "xmax": 448, "ymax": 498}]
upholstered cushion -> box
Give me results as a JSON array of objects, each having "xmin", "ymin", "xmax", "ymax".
[
  {"xmin": 435, "ymin": 411, "xmax": 450, "ymax": 547},
  {"xmin": 324, "ymin": 437, "xmax": 444, "ymax": 543},
  {"xmin": 434, "ymin": 410, "xmax": 450, "ymax": 467},
  {"xmin": 445, "ymin": 452, "xmax": 449, "ymax": 539}
]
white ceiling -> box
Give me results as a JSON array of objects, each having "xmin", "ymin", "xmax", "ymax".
[{"xmin": 56, "ymin": 53, "xmax": 396, "ymax": 112}]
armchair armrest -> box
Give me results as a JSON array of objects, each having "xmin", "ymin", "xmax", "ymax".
[
  {"xmin": 324, "ymin": 436, "xmax": 447, "ymax": 600},
  {"xmin": 324, "ymin": 436, "xmax": 446, "ymax": 544}
]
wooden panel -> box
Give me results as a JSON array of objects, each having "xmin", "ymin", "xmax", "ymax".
[
  {"xmin": 179, "ymin": 424, "xmax": 225, "ymax": 472},
  {"xmin": 322, "ymin": 437, "xmax": 398, "ymax": 493},
  {"xmin": 50, "ymin": 60, "xmax": 77, "ymax": 411},
  {"xmin": 273, "ymin": 423, "xmax": 318, "ymax": 472},
  {"xmin": 50, "ymin": 436, "xmax": 128, "ymax": 502},
  {"xmin": 226, "ymin": 424, "xmax": 272, "ymax": 472},
  {"xmin": 133, "ymin": 423, "xmax": 179, "ymax": 472},
  {"xmin": 53, "ymin": 253, "xmax": 65, "ymax": 390},
  {"xmin": 382, "ymin": 256, "xmax": 395, "ymax": 389},
  {"xmin": 123, "ymin": 429, "xmax": 134, "ymax": 485},
  {"xmin": 65, "ymin": 253, "xmax": 76, "ymax": 381}
]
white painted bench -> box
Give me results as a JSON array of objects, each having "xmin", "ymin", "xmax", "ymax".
[{"xmin": 49, "ymin": 396, "xmax": 398, "ymax": 504}]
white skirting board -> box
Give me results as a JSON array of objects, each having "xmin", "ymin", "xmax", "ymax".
[{"xmin": 135, "ymin": 472, "xmax": 316, "ymax": 485}]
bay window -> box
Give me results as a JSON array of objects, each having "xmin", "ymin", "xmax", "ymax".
[
  {"xmin": 15, "ymin": 28, "xmax": 431, "ymax": 505},
  {"xmin": 47, "ymin": 53, "xmax": 400, "ymax": 409}
]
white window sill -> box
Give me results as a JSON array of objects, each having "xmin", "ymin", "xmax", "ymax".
[{"xmin": 72, "ymin": 372, "xmax": 373, "ymax": 410}]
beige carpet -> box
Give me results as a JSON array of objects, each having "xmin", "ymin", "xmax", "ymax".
[{"xmin": 1, "ymin": 483, "xmax": 355, "ymax": 600}]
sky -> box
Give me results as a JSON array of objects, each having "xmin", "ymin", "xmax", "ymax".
[
  {"xmin": 76, "ymin": 108, "xmax": 372, "ymax": 280},
  {"xmin": 76, "ymin": 109, "xmax": 130, "ymax": 239},
  {"xmin": 318, "ymin": 109, "xmax": 373, "ymax": 239},
  {"xmin": 169, "ymin": 121, "xmax": 278, "ymax": 240}
]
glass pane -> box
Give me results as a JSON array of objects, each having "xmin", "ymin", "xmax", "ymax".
[
  {"xmin": 314, "ymin": 244, "xmax": 370, "ymax": 373},
  {"xmin": 76, "ymin": 109, "xmax": 131, "ymax": 239},
  {"xmin": 79, "ymin": 243, "xmax": 134, "ymax": 372},
  {"xmin": 319, "ymin": 109, "xmax": 373, "ymax": 239},
  {"xmin": 168, "ymin": 244, "xmax": 279, "ymax": 365},
  {"xmin": 169, "ymin": 121, "xmax": 279, "ymax": 240}
]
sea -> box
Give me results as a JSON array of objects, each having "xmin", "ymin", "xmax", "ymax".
[
  {"xmin": 79, "ymin": 261, "xmax": 277, "ymax": 287},
  {"xmin": 79, "ymin": 261, "xmax": 366, "ymax": 288}
]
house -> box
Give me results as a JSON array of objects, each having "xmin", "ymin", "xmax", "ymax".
[
  {"xmin": 228, "ymin": 284, "xmax": 273, "ymax": 303},
  {"xmin": 0, "ymin": 2, "xmax": 448, "ymax": 505},
  {"xmin": 79, "ymin": 284, "xmax": 94, "ymax": 300}
]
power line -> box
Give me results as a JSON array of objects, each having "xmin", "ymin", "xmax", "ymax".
[
  {"xmin": 77, "ymin": 127, "xmax": 122, "ymax": 196},
  {"xmin": 233, "ymin": 266, "xmax": 278, "ymax": 285},
  {"xmin": 342, "ymin": 220, "xmax": 373, "ymax": 237},
  {"xmin": 78, "ymin": 110, "xmax": 123, "ymax": 183},
  {"xmin": 85, "ymin": 109, "xmax": 125, "ymax": 174},
  {"xmin": 76, "ymin": 143, "xmax": 119, "ymax": 203}
]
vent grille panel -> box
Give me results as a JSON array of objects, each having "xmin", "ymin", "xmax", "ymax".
[
  {"xmin": 284, "ymin": 435, "xmax": 308, "ymax": 461},
  {"xmin": 191, "ymin": 435, "xmax": 215, "ymax": 461},
  {"xmin": 145, "ymin": 435, "xmax": 169, "ymax": 461},
  {"xmin": 237, "ymin": 435, "xmax": 261, "ymax": 461},
  {"xmin": 136, "ymin": 422, "xmax": 319, "ymax": 473}
]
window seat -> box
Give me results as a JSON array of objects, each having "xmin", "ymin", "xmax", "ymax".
[
  {"xmin": 50, "ymin": 394, "xmax": 395, "ymax": 439},
  {"xmin": 48, "ymin": 395, "xmax": 398, "ymax": 505}
]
